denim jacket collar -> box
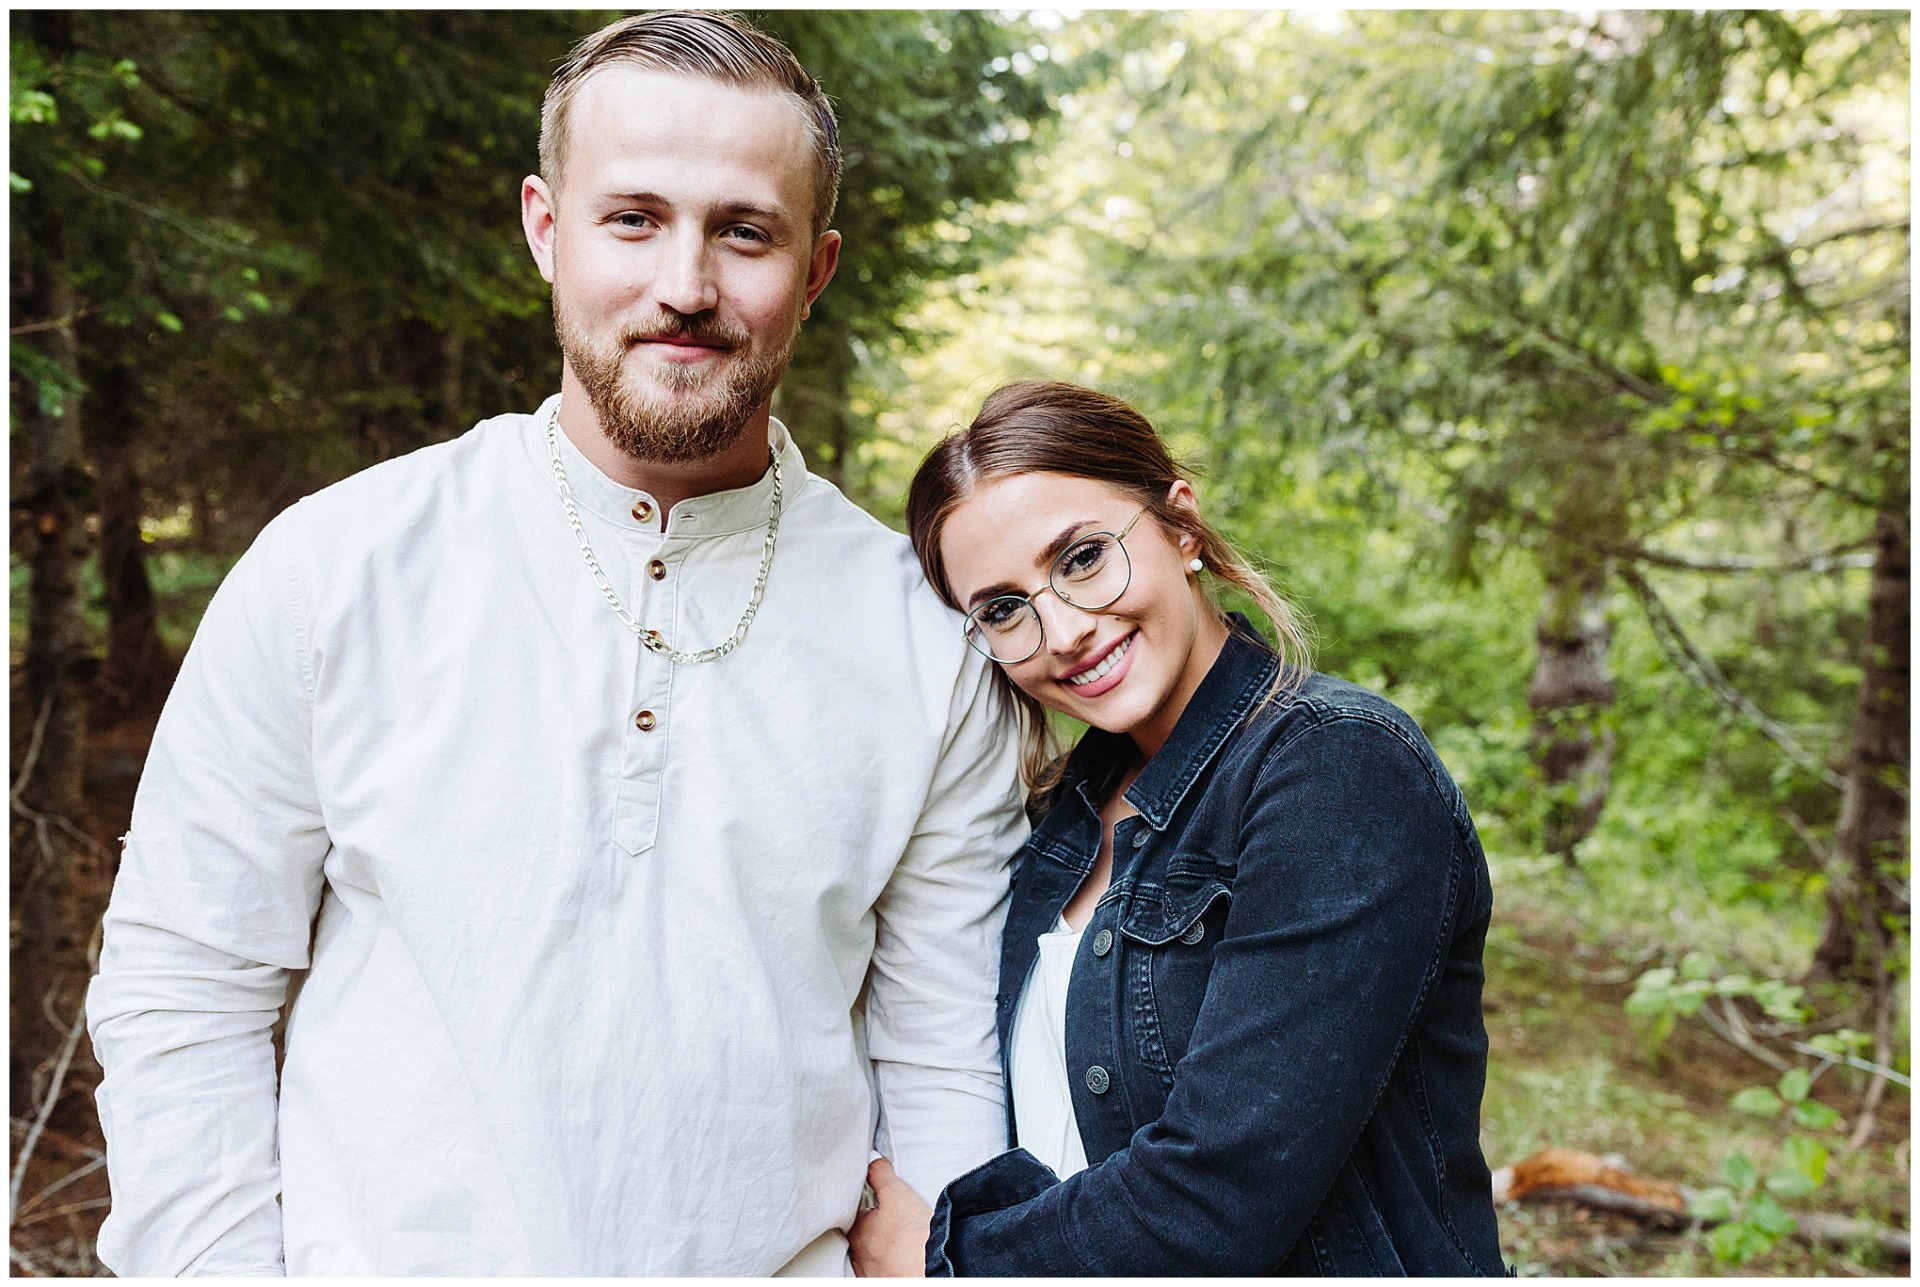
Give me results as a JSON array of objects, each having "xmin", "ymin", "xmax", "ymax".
[{"xmin": 1047, "ymin": 615, "xmax": 1281, "ymax": 835}]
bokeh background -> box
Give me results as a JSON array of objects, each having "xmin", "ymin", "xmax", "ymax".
[{"xmin": 10, "ymin": 10, "xmax": 1909, "ymax": 1275}]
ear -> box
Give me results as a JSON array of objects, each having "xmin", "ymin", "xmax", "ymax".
[
  {"xmin": 1164, "ymin": 479, "xmax": 1203, "ymax": 555},
  {"xmin": 522, "ymin": 175, "xmax": 558, "ymax": 285},
  {"xmin": 800, "ymin": 230, "xmax": 842, "ymax": 320}
]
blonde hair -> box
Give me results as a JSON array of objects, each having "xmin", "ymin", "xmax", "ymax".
[
  {"xmin": 539, "ymin": 10, "xmax": 841, "ymax": 239},
  {"xmin": 907, "ymin": 380, "xmax": 1312, "ymax": 793}
]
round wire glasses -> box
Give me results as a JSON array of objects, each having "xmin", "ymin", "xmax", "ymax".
[{"xmin": 962, "ymin": 509, "xmax": 1147, "ymax": 664}]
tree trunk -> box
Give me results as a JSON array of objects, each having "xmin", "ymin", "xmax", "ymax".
[
  {"xmin": 82, "ymin": 333, "xmax": 165, "ymax": 715},
  {"xmin": 441, "ymin": 325, "xmax": 465, "ymax": 430},
  {"xmin": 1528, "ymin": 541, "xmax": 1616, "ymax": 861},
  {"xmin": 12, "ymin": 224, "xmax": 94, "ymax": 1118},
  {"xmin": 1810, "ymin": 505, "xmax": 1909, "ymax": 984}
]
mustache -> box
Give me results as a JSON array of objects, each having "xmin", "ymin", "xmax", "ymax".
[{"xmin": 620, "ymin": 313, "xmax": 749, "ymax": 349}]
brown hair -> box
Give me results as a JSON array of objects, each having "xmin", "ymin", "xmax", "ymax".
[
  {"xmin": 540, "ymin": 11, "xmax": 842, "ymax": 239},
  {"xmin": 907, "ymin": 380, "xmax": 1313, "ymax": 793}
]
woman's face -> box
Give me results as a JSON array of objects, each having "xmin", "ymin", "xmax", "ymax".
[{"xmin": 939, "ymin": 472, "xmax": 1229, "ymax": 757}]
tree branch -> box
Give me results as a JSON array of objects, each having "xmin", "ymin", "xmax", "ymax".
[
  {"xmin": 1619, "ymin": 566, "xmax": 1846, "ymax": 791},
  {"xmin": 1598, "ymin": 538, "xmax": 1875, "ymax": 576}
]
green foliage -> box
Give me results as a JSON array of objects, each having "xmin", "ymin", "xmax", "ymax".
[
  {"xmin": 1627, "ymin": 955, "xmax": 1812, "ymax": 1046},
  {"xmin": 1688, "ymin": 1115, "xmax": 1834, "ymax": 1265},
  {"xmin": 1626, "ymin": 955, "xmax": 1849, "ymax": 1266}
]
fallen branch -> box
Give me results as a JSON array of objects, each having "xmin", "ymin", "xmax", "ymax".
[{"xmin": 1494, "ymin": 1147, "xmax": 1911, "ymax": 1259}]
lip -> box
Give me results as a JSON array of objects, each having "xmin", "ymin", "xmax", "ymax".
[
  {"xmin": 1058, "ymin": 630, "xmax": 1136, "ymax": 699},
  {"xmin": 635, "ymin": 336, "xmax": 733, "ymax": 362}
]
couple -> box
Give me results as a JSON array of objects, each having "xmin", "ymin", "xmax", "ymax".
[{"xmin": 86, "ymin": 11, "xmax": 1504, "ymax": 1277}]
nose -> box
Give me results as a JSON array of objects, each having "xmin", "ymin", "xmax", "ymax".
[
  {"xmin": 654, "ymin": 230, "xmax": 719, "ymax": 317},
  {"xmin": 1033, "ymin": 589, "xmax": 1097, "ymax": 659}
]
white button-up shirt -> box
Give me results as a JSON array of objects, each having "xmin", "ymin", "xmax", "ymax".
[{"xmin": 86, "ymin": 396, "xmax": 1027, "ymax": 1276}]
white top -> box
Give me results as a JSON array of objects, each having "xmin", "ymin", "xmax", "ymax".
[
  {"xmin": 85, "ymin": 396, "xmax": 1028, "ymax": 1277},
  {"xmin": 1006, "ymin": 914, "xmax": 1090, "ymax": 1180}
]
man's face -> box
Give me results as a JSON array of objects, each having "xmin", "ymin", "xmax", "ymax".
[{"xmin": 523, "ymin": 68, "xmax": 839, "ymax": 464}]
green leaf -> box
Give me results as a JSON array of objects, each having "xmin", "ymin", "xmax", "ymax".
[
  {"xmin": 223, "ymin": 304, "xmax": 246, "ymax": 323},
  {"xmin": 1680, "ymin": 950, "xmax": 1717, "ymax": 980},
  {"xmin": 1708, "ymin": 1221, "xmax": 1769, "ymax": 1264},
  {"xmin": 9, "ymin": 171, "xmax": 30, "ymax": 193},
  {"xmin": 1765, "ymin": 1168, "xmax": 1817, "ymax": 1197},
  {"xmin": 1777, "ymin": 1135, "xmax": 1828, "ymax": 1187},
  {"xmin": 10, "ymin": 89, "xmax": 56, "ymax": 124},
  {"xmin": 1752, "ymin": 982, "xmax": 1807, "ymax": 1022},
  {"xmin": 245, "ymin": 290, "xmax": 272, "ymax": 312},
  {"xmin": 1807, "ymin": 1029, "xmax": 1869, "ymax": 1057},
  {"xmin": 1722, "ymin": 1152, "xmax": 1758, "ymax": 1190},
  {"xmin": 1792, "ymin": 1100, "xmax": 1840, "ymax": 1131},
  {"xmin": 1688, "ymin": 1187, "xmax": 1736, "ymax": 1222},
  {"xmin": 1777, "ymin": 1067, "xmax": 1811, "ymax": 1104},
  {"xmin": 1747, "ymin": 1194, "xmax": 1797, "ymax": 1238},
  {"xmin": 1731, "ymin": 1087, "xmax": 1784, "ymax": 1116},
  {"xmin": 155, "ymin": 312, "xmax": 184, "ymax": 334}
]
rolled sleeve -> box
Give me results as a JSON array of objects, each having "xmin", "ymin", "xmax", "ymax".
[
  {"xmin": 87, "ymin": 510, "xmax": 330, "ymax": 1277},
  {"xmin": 928, "ymin": 715, "xmax": 1465, "ymax": 1274},
  {"xmin": 865, "ymin": 651, "xmax": 1027, "ymax": 1204}
]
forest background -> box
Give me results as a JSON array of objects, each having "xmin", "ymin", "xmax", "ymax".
[{"xmin": 9, "ymin": 9, "xmax": 1909, "ymax": 1277}]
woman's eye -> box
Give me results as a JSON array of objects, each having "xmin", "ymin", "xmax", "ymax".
[
  {"xmin": 977, "ymin": 599, "xmax": 1023, "ymax": 629},
  {"xmin": 1060, "ymin": 538, "xmax": 1111, "ymax": 580}
]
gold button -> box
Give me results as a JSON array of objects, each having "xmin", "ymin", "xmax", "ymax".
[
  {"xmin": 635, "ymin": 710, "xmax": 656, "ymax": 731},
  {"xmin": 632, "ymin": 500, "xmax": 653, "ymax": 522},
  {"xmin": 647, "ymin": 559, "xmax": 667, "ymax": 581}
]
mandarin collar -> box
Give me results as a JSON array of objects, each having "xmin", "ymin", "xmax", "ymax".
[
  {"xmin": 532, "ymin": 392, "xmax": 808, "ymax": 538},
  {"xmin": 1051, "ymin": 616, "xmax": 1284, "ymax": 833}
]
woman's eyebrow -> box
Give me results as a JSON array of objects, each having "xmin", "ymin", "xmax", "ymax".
[
  {"xmin": 963, "ymin": 521, "xmax": 1101, "ymax": 609},
  {"xmin": 1036, "ymin": 520, "xmax": 1099, "ymax": 569}
]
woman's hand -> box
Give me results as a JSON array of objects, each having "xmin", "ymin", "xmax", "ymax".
[{"xmin": 849, "ymin": 1156, "xmax": 933, "ymax": 1277}]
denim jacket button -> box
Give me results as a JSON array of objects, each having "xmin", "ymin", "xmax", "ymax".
[
  {"xmin": 1092, "ymin": 928, "xmax": 1113, "ymax": 957},
  {"xmin": 1085, "ymin": 1065, "xmax": 1110, "ymax": 1095},
  {"xmin": 1131, "ymin": 830, "xmax": 1149, "ymax": 849},
  {"xmin": 1179, "ymin": 921, "xmax": 1206, "ymax": 945}
]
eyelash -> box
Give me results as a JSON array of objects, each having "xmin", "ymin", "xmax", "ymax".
[{"xmin": 610, "ymin": 214, "xmax": 768, "ymax": 245}]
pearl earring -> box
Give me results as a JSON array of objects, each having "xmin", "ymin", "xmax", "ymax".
[{"xmin": 1188, "ymin": 558, "xmax": 1205, "ymax": 573}]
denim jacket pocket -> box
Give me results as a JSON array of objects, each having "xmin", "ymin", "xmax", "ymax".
[{"xmin": 1117, "ymin": 863, "xmax": 1232, "ymax": 947}]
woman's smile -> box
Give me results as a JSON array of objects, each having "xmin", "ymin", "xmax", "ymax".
[{"xmin": 1058, "ymin": 630, "xmax": 1135, "ymax": 695}]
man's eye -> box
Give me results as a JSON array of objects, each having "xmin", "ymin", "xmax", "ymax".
[
  {"xmin": 724, "ymin": 225, "xmax": 769, "ymax": 244},
  {"xmin": 614, "ymin": 213, "xmax": 653, "ymax": 230}
]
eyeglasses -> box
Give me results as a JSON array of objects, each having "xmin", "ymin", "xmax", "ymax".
[{"xmin": 962, "ymin": 509, "xmax": 1148, "ymax": 664}]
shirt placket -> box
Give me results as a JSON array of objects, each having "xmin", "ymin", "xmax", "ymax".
[{"xmin": 615, "ymin": 512, "xmax": 674, "ymax": 857}]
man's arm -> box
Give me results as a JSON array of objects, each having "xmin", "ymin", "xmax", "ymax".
[
  {"xmin": 865, "ymin": 649, "xmax": 1027, "ymax": 1204},
  {"xmin": 86, "ymin": 511, "xmax": 331, "ymax": 1277}
]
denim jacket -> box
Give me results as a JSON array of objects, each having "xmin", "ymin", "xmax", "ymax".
[{"xmin": 926, "ymin": 621, "xmax": 1506, "ymax": 1276}]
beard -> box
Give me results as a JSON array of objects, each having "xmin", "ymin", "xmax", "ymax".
[{"xmin": 553, "ymin": 290, "xmax": 798, "ymax": 466}]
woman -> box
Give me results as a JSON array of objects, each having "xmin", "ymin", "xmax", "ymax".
[{"xmin": 850, "ymin": 381, "xmax": 1505, "ymax": 1276}]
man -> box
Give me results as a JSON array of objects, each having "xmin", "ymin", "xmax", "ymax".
[{"xmin": 86, "ymin": 12, "xmax": 1025, "ymax": 1275}]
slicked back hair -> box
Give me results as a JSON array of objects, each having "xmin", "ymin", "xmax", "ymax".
[{"xmin": 540, "ymin": 10, "xmax": 841, "ymax": 239}]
